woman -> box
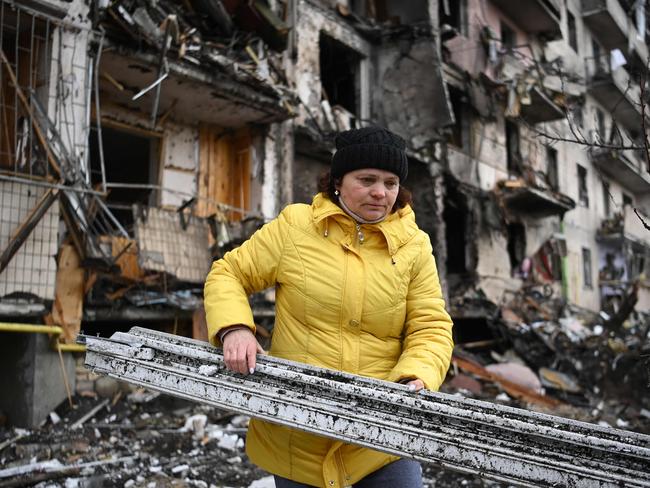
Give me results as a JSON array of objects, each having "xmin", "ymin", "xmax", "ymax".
[{"xmin": 204, "ymin": 126, "xmax": 454, "ymax": 488}]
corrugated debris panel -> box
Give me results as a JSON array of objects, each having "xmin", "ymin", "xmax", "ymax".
[
  {"xmin": 134, "ymin": 208, "xmax": 211, "ymax": 283},
  {"xmin": 0, "ymin": 181, "xmax": 59, "ymax": 299}
]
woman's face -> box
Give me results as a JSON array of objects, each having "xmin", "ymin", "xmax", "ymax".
[{"xmin": 336, "ymin": 168, "xmax": 400, "ymax": 221}]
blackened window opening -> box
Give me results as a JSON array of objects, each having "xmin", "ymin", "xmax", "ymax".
[
  {"xmin": 506, "ymin": 120, "xmax": 521, "ymax": 174},
  {"xmin": 89, "ymin": 125, "xmax": 159, "ymax": 232},
  {"xmin": 596, "ymin": 108, "xmax": 606, "ymax": 141},
  {"xmin": 447, "ymin": 86, "xmax": 471, "ymax": 151},
  {"xmin": 546, "ymin": 146, "xmax": 559, "ymax": 191},
  {"xmin": 501, "ymin": 22, "xmax": 515, "ymax": 51},
  {"xmin": 577, "ymin": 163, "xmax": 589, "ymax": 207},
  {"xmin": 319, "ymin": 33, "xmax": 360, "ymax": 116},
  {"xmin": 567, "ymin": 10, "xmax": 578, "ymax": 53},
  {"xmin": 443, "ymin": 186, "xmax": 468, "ymax": 275},
  {"xmin": 507, "ymin": 223, "xmax": 526, "ymax": 276},
  {"xmin": 602, "ymin": 181, "xmax": 611, "ymax": 217},
  {"xmin": 439, "ymin": 0, "xmax": 465, "ymax": 33}
]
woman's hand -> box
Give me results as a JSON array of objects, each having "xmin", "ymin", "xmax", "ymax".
[
  {"xmin": 406, "ymin": 379, "xmax": 424, "ymax": 392},
  {"xmin": 222, "ymin": 328, "xmax": 266, "ymax": 375}
]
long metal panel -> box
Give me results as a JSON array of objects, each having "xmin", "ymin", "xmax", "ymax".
[{"xmin": 83, "ymin": 327, "xmax": 650, "ymax": 488}]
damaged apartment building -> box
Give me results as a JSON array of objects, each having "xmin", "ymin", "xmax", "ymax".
[
  {"xmin": 438, "ymin": 0, "xmax": 650, "ymax": 341},
  {"xmin": 1, "ymin": 0, "xmax": 650, "ymax": 426},
  {"xmin": 0, "ymin": 0, "xmax": 294, "ymax": 425}
]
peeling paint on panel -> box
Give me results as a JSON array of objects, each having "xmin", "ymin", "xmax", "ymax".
[{"xmin": 84, "ymin": 327, "xmax": 650, "ymax": 488}]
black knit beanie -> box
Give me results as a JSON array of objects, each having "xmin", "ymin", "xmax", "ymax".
[{"xmin": 331, "ymin": 127, "xmax": 408, "ymax": 182}]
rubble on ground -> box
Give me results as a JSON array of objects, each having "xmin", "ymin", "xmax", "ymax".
[
  {"xmin": 0, "ymin": 376, "xmax": 505, "ymax": 488},
  {"xmin": 443, "ymin": 285, "xmax": 650, "ymax": 434}
]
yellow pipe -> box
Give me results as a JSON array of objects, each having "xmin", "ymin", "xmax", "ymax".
[
  {"xmin": 56, "ymin": 343, "xmax": 86, "ymax": 353},
  {"xmin": 0, "ymin": 322, "xmax": 85, "ymax": 352},
  {"xmin": 0, "ymin": 322, "xmax": 63, "ymax": 335}
]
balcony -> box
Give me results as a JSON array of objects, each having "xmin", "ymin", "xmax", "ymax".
[
  {"xmin": 597, "ymin": 206, "xmax": 650, "ymax": 248},
  {"xmin": 590, "ymin": 148, "xmax": 650, "ymax": 194},
  {"xmin": 519, "ymin": 86, "xmax": 565, "ymax": 124},
  {"xmin": 498, "ymin": 180, "xmax": 576, "ymax": 218},
  {"xmin": 490, "ymin": 0, "xmax": 562, "ymax": 39},
  {"xmin": 99, "ymin": 46, "xmax": 292, "ymax": 128},
  {"xmin": 582, "ymin": 0, "xmax": 629, "ymax": 51},
  {"xmin": 581, "ymin": 0, "xmax": 648, "ymax": 68},
  {"xmin": 586, "ymin": 57, "xmax": 643, "ymax": 132}
]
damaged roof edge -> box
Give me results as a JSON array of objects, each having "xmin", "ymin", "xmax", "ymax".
[{"xmin": 104, "ymin": 41, "xmax": 294, "ymax": 121}]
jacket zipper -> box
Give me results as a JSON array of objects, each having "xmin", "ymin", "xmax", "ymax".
[{"xmin": 355, "ymin": 223, "xmax": 364, "ymax": 245}]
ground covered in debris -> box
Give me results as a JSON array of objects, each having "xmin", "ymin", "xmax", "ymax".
[
  {"xmin": 1, "ymin": 387, "xmax": 505, "ymax": 488},
  {"xmin": 1, "ymin": 292, "xmax": 649, "ymax": 487}
]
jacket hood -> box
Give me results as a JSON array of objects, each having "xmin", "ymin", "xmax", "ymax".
[{"xmin": 311, "ymin": 192, "xmax": 419, "ymax": 255}]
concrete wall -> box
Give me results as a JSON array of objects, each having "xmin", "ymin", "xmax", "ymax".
[{"xmin": 0, "ymin": 333, "xmax": 76, "ymax": 427}]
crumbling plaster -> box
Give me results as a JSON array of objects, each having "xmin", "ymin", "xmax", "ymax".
[
  {"xmin": 261, "ymin": 123, "xmax": 293, "ymax": 218},
  {"xmin": 376, "ymin": 40, "xmax": 450, "ymax": 152},
  {"xmin": 159, "ymin": 125, "xmax": 198, "ymax": 208}
]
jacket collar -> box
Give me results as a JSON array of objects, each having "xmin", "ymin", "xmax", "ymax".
[{"xmin": 311, "ymin": 193, "xmax": 418, "ymax": 254}]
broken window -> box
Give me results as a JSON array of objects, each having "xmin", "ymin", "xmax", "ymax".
[
  {"xmin": 602, "ymin": 181, "xmax": 611, "ymax": 217},
  {"xmin": 447, "ymin": 86, "xmax": 470, "ymax": 151},
  {"xmin": 596, "ymin": 108, "xmax": 606, "ymax": 142},
  {"xmin": 501, "ymin": 21, "xmax": 516, "ymax": 51},
  {"xmin": 319, "ymin": 33, "xmax": 361, "ymax": 117},
  {"xmin": 507, "ymin": 223, "xmax": 526, "ymax": 276},
  {"xmin": 546, "ymin": 146, "xmax": 559, "ymax": 191},
  {"xmin": 570, "ymin": 103, "xmax": 583, "ymax": 128},
  {"xmin": 591, "ymin": 37, "xmax": 607, "ymax": 75},
  {"xmin": 443, "ymin": 185, "xmax": 468, "ymax": 276},
  {"xmin": 577, "ymin": 163, "xmax": 589, "ymax": 207},
  {"xmin": 622, "ymin": 193, "xmax": 633, "ymax": 207},
  {"xmin": 505, "ymin": 120, "xmax": 521, "ymax": 174},
  {"xmin": 567, "ymin": 10, "xmax": 578, "ymax": 53},
  {"xmin": 582, "ymin": 247, "xmax": 593, "ymax": 288},
  {"xmin": 439, "ymin": 0, "xmax": 467, "ymax": 36},
  {"xmin": 89, "ymin": 125, "xmax": 161, "ymax": 232}
]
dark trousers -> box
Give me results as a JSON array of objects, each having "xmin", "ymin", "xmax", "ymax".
[{"xmin": 273, "ymin": 459, "xmax": 423, "ymax": 488}]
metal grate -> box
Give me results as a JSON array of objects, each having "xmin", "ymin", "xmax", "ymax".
[
  {"xmin": 134, "ymin": 207, "xmax": 211, "ymax": 284},
  {"xmin": 0, "ymin": 1, "xmax": 93, "ymax": 182},
  {"xmin": 0, "ymin": 1, "xmax": 97, "ymax": 300},
  {"xmin": 0, "ymin": 180, "xmax": 58, "ymax": 299}
]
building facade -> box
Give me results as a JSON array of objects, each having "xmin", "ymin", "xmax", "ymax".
[{"xmin": 1, "ymin": 0, "xmax": 649, "ymax": 346}]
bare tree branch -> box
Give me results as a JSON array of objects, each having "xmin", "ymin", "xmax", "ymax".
[
  {"xmin": 634, "ymin": 208, "xmax": 650, "ymax": 231},
  {"xmin": 531, "ymin": 126, "xmax": 643, "ymax": 150}
]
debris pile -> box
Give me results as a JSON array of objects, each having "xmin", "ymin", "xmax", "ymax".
[
  {"xmin": 0, "ymin": 374, "xmax": 506, "ymax": 488},
  {"xmin": 445, "ymin": 285, "xmax": 650, "ymax": 433},
  {"xmin": 98, "ymin": 0, "xmax": 294, "ymax": 102},
  {"xmin": 0, "ymin": 383, "xmax": 269, "ymax": 488}
]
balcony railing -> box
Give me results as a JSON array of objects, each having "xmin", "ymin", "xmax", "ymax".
[
  {"xmin": 581, "ymin": 0, "xmax": 648, "ymax": 68},
  {"xmin": 590, "ymin": 147, "xmax": 650, "ymax": 194},
  {"xmin": 598, "ymin": 205, "xmax": 650, "ymax": 247},
  {"xmin": 585, "ymin": 54, "xmax": 643, "ymax": 131},
  {"xmin": 490, "ymin": 0, "xmax": 562, "ymax": 39}
]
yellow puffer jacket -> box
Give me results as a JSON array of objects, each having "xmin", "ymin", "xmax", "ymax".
[{"xmin": 204, "ymin": 193, "xmax": 453, "ymax": 487}]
